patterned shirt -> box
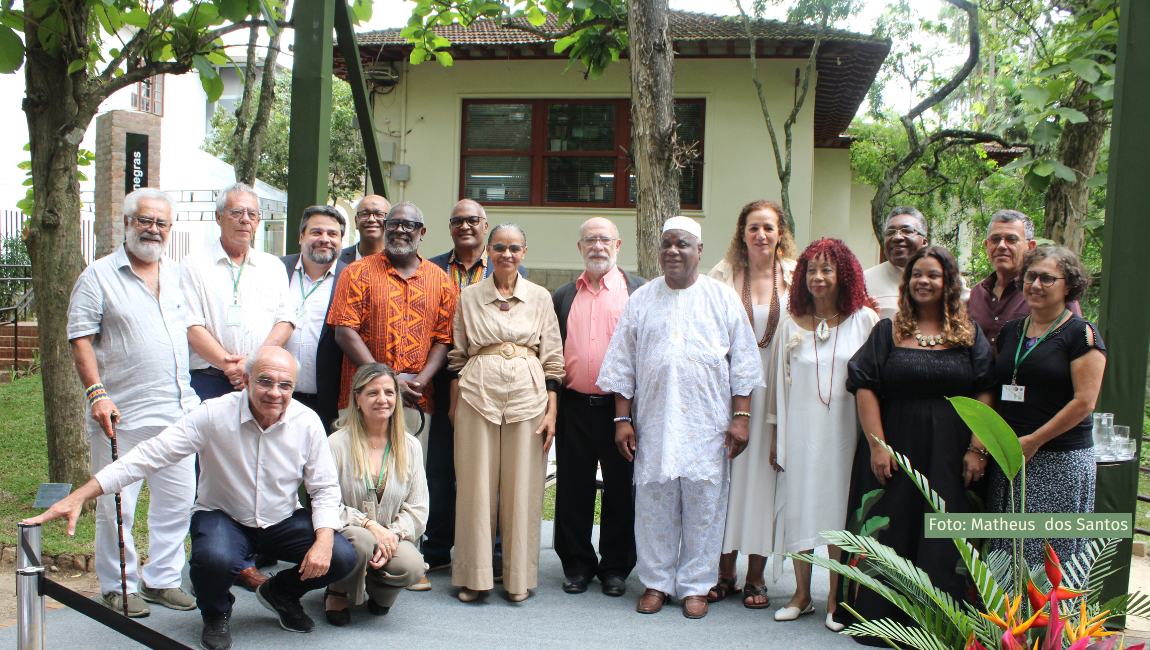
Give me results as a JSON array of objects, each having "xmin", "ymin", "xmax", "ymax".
[
  {"xmin": 447, "ymin": 249, "xmax": 488, "ymax": 292},
  {"xmin": 326, "ymin": 255, "xmax": 456, "ymax": 412}
]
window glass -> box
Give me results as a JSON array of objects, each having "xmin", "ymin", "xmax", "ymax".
[
  {"xmin": 463, "ymin": 156, "xmax": 532, "ymax": 203},
  {"xmin": 465, "ymin": 104, "xmax": 532, "ymax": 151},
  {"xmin": 546, "ymin": 157, "xmax": 615, "ymax": 203},
  {"xmin": 547, "ymin": 104, "xmax": 615, "ymax": 152}
]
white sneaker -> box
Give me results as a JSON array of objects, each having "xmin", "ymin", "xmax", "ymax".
[{"xmin": 773, "ymin": 603, "xmax": 815, "ymax": 621}]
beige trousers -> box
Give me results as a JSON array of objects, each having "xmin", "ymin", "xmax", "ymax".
[
  {"xmin": 452, "ymin": 398, "xmax": 546, "ymax": 594},
  {"xmin": 331, "ymin": 526, "xmax": 425, "ymax": 607}
]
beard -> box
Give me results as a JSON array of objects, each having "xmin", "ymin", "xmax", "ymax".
[
  {"xmin": 126, "ymin": 228, "xmax": 164, "ymax": 263},
  {"xmin": 385, "ymin": 233, "xmax": 421, "ymax": 256},
  {"xmin": 304, "ymin": 243, "xmax": 337, "ymax": 265},
  {"xmin": 584, "ymin": 254, "xmax": 615, "ymax": 276}
]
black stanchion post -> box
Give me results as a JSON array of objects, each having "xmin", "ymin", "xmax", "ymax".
[{"xmin": 110, "ymin": 413, "xmax": 129, "ymax": 615}]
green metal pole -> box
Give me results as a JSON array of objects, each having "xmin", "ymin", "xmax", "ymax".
[
  {"xmin": 334, "ymin": 0, "xmax": 388, "ymax": 201},
  {"xmin": 1095, "ymin": 0, "xmax": 1150, "ymax": 625},
  {"xmin": 285, "ymin": 0, "xmax": 334, "ymax": 255}
]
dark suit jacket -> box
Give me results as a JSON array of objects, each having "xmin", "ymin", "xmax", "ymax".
[
  {"xmin": 280, "ymin": 253, "xmax": 348, "ymax": 433},
  {"xmin": 552, "ymin": 267, "xmax": 646, "ymax": 344}
]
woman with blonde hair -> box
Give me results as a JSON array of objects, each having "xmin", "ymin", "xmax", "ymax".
[
  {"xmin": 324, "ymin": 363, "xmax": 428, "ymax": 626},
  {"xmin": 705, "ymin": 200, "xmax": 796, "ymax": 609}
]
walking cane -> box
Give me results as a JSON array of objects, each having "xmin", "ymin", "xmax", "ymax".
[{"xmin": 109, "ymin": 413, "xmax": 129, "ymax": 616}]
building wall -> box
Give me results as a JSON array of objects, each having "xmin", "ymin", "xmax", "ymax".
[
  {"xmin": 849, "ymin": 174, "xmax": 881, "ymax": 268},
  {"xmin": 370, "ymin": 57, "xmax": 818, "ymax": 274},
  {"xmin": 810, "ymin": 148, "xmax": 851, "ymax": 243}
]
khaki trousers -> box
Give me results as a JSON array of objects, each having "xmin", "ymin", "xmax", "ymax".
[
  {"xmin": 452, "ymin": 399, "xmax": 546, "ymax": 594},
  {"xmin": 331, "ymin": 526, "xmax": 425, "ymax": 607}
]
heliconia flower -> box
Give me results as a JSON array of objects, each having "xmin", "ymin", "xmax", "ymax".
[
  {"xmin": 1064, "ymin": 597, "xmax": 1116, "ymax": 644},
  {"xmin": 1043, "ymin": 590, "xmax": 1064, "ymax": 650},
  {"xmin": 1045, "ymin": 543, "xmax": 1064, "ymax": 590},
  {"xmin": 964, "ymin": 632, "xmax": 987, "ymax": 650},
  {"xmin": 1001, "ymin": 630, "xmax": 1027, "ymax": 650},
  {"xmin": 1028, "ymin": 577, "xmax": 1049, "ymax": 611}
]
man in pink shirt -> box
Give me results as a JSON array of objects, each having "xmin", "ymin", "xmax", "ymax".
[{"xmin": 551, "ymin": 217, "xmax": 646, "ymax": 597}]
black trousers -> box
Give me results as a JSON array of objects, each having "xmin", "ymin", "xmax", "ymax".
[
  {"xmin": 423, "ymin": 372, "xmax": 456, "ymax": 559},
  {"xmin": 554, "ymin": 388, "xmax": 636, "ymax": 581}
]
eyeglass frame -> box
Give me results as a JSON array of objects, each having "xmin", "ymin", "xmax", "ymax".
[
  {"xmin": 449, "ymin": 216, "xmax": 485, "ymax": 228},
  {"xmin": 131, "ymin": 215, "xmax": 173, "ymax": 232},
  {"xmin": 252, "ymin": 376, "xmax": 295, "ymax": 393},
  {"xmin": 490, "ymin": 243, "xmax": 525, "ymax": 254},
  {"xmin": 222, "ymin": 208, "xmax": 261, "ymax": 222},
  {"xmin": 1022, "ymin": 271, "xmax": 1065, "ymax": 288},
  {"xmin": 579, "ymin": 236, "xmax": 617, "ymax": 247},
  {"xmin": 384, "ymin": 219, "xmax": 424, "ymax": 233},
  {"xmin": 356, "ymin": 210, "xmax": 388, "ymax": 221},
  {"xmin": 882, "ymin": 225, "xmax": 926, "ymax": 239}
]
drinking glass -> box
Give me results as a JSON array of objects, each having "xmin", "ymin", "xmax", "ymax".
[
  {"xmin": 1113, "ymin": 425, "xmax": 1130, "ymax": 441},
  {"xmin": 1115, "ymin": 438, "xmax": 1136, "ymax": 461}
]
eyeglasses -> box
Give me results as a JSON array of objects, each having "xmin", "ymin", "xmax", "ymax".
[
  {"xmin": 987, "ymin": 234, "xmax": 1023, "ymax": 246},
  {"xmin": 225, "ymin": 208, "xmax": 260, "ymax": 222},
  {"xmin": 490, "ymin": 243, "xmax": 524, "ymax": 254},
  {"xmin": 449, "ymin": 216, "xmax": 484, "ymax": 228},
  {"xmin": 1023, "ymin": 271, "xmax": 1064, "ymax": 288},
  {"xmin": 883, "ymin": 226, "xmax": 925, "ymax": 239},
  {"xmin": 132, "ymin": 216, "xmax": 172, "ymax": 232},
  {"xmin": 253, "ymin": 376, "xmax": 295, "ymax": 393},
  {"xmin": 580, "ymin": 236, "xmax": 616, "ymax": 246},
  {"xmin": 384, "ymin": 219, "xmax": 423, "ymax": 232},
  {"xmin": 356, "ymin": 210, "xmax": 387, "ymax": 221}
]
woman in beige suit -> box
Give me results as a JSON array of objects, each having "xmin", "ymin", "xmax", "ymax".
[
  {"xmin": 448, "ymin": 223, "xmax": 565, "ymax": 603},
  {"xmin": 324, "ymin": 363, "xmax": 428, "ymax": 626}
]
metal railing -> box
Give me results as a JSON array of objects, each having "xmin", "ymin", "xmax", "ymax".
[{"xmin": 1139, "ymin": 435, "xmax": 1150, "ymax": 537}]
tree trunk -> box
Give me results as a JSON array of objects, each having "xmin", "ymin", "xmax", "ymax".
[
  {"xmin": 1042, "ymin": 79, "xmax": 1107, "ymax": 255},
  {"xmin": 628, "ymin": 0, "xmax": 679, "ymax": 279},
  {"xmin": 21, "ymin": 0, "xmax": 92, "ymax": 488},
  {"xmin": 238, "ymin": 29, "xmax": 282, "ymax": 186},
  {"xmin": 230, "ymin": 26, "xmax": 261, "ymax": 172}
]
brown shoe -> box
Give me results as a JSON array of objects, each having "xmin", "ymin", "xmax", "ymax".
[
  {"xmin": 636, "ymin": 588, "xmax": 667, "ymax": 614},
  {"xmin": 682, "ymin": 595, "xmax": 708, "ymax": 619},
  {"xmin": 236, "ymin": 567, "xmax": 269, "ymax": 592}
]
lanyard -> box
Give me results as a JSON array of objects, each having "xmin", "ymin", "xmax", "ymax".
[
  {"xmin": 364, "ymin": 440, "xmax": 391, "ymax": 493},
  {"xmin": 297, "ymin": 268, "xmax": 330, "ymax": 302},
  {"xmin": 1011, "ymin": 309, "xmax": 1069, "ymax": 384},
  {"xmin": 228, "ymin": 255, "xmax": 247, "ymax": 304}
]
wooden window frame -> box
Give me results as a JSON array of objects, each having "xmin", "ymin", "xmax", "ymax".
[
  {"xmin": 459, "ymin": 98, "xmax": 704, "ymax": 210},
  {"xmin": 131, "ymin": 75, "xmax": 164, "ymax": 117}
]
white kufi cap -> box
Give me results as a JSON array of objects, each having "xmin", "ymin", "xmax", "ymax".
[{"xmin": 661, "ymin": 216, "xmax": 702, "ymax": 242}]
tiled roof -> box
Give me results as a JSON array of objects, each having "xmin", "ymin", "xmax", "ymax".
[{"xmin": 335, "ymin": 10, "xmax": 891, "ymax": 145}]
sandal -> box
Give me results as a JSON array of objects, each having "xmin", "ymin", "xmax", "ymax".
[
  {"xmin": 706, "ymin": 577, "xmax": 741, "ymax": 603},
  {"xmin": 742, "ymin": 584, "xmax": 770, "ymax": 609}
]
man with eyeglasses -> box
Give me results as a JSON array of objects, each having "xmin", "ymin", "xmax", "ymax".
[
  {"xmin": 65, "ymin": 188, "xmax": 200, "ymax": 617},
  {"xmin": 25, "ymin": 346, "xmax": 357, "ymax": 650},
  {"xmin": 340, "ymin": 194, "xmax": 391, "ymax": 263},
  {"xmin": 969, "ymin": 209, "xmax": 1080, "ymax": 346},
  {"xmin": 551, "ymin": 217, "xmax": 645, "ymax": 597},
  {"xmin": 280, "ymin": 206, "xmax": 348, "ymax": 433},
  {"xmin": 863, "ymin": 206, "xmax": 969, "ymax": 320}
]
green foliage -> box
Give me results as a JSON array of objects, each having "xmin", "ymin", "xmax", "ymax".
[
  {"xmin": 15, "ymin": 146, "xmax": 93, "ymax": 216},
  {"xmin": 203, "ymin": 72, "xmax": 366, "ymax": 202},
  {"xmin": 0, "ymin": 235, "xmax": 31, "ymax": 308},
  {"xmin": 946, "ymin": 397, "xmax": 1024, "ymax": 480}
]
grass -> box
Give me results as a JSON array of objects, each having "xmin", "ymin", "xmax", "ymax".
[
  {"xmin": 0, "ymin": 374, "xmax": 150, "ymax": 556},
  {"xmin": 541, "ymin": 484, "xmax": 601, "ymax": 525}
]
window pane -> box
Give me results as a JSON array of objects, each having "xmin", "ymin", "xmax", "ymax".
[
  {"xmin": 464, "ymin": 156, "xmax": 531, "ymax": 203},
  {"xmin": 675, "ymin": 103, "xmax": 704, "ymax": 205},
  {"xmin": 546, "ymin": 157, "xmax": 615, "ymax": 203},
  {"xmin": 547, "ymin": 104, "xmax": 615, "ymax": 152},
  {"xmin": 465, "ymin": 104, "xmax": 532, "ymax": 151}
]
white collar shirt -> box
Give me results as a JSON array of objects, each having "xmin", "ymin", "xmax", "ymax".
[
  {"xmin": 180, "ymin": 239, "xmax": 294, "ymax": 370},
  {"xmin": 95, "ymin": 390, "xmax": 342, "ymax": 531},
  {"xmin": 66, "ymin": 245, "xmax": 199, "ymax": 433},
  {"xmin": 285, "ymin": 258, "xmax": 336, "ymax": 394}
]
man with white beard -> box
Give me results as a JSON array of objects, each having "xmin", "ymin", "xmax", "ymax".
[
  {"xmin": 551, "ymin": 217, "xmax": 645, "ymax": 597},
  {"xmin": 280, "ymin": 206, "xmax": 347, "ymax": 432},
  {"xmin": 66, "ymin": 188, "xmax": 200, "ymax": 617}
]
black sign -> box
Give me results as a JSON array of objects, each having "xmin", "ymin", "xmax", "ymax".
[{"xmin": 125, "ymin": 132, "xmax": 148, "ymax": 194}]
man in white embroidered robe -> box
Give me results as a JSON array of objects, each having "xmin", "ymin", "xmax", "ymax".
[{"xmin": 598, "ymin": 217, "xmax": 762, "ymax": 619}]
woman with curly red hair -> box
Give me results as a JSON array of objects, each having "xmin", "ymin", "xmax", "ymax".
[{"xmin": 768, "ymin": 238, "xmax": 877, "ymax": 630}]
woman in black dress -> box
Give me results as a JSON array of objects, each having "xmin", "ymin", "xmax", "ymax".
[
  {"xmin": 833, "ymin": 246, "xmax": 995, "ymax": 642},
  {"xmin": 988, "ymin": 246, "xmax": 1106, "ymax": 568}
]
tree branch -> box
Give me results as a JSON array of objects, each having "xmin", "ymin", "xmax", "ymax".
[
  {"xmin": 497, "ymin": 16, "xmax": 622, "ymax": 41},
  {"xmin": 93, "ymin": 0, "xmax": 179, "ymax": 90},
  {"xmin": 900, "ymin": 0, "xmax": 980, "ymax": 144},
  {"xmin": 67, "ymin": 60, "xmax": 191, "ymax": 145},
  {"xmin": 199, "ymin": 19, "xmax": 292, "ymax": 48}
]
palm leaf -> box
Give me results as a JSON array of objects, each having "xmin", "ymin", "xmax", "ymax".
[
  {"xmin": 848, "ymin": 488, "xmax": 887, "ymax": 533},
  {"xmin": 789, "ymin": 551, "xmax": 937, "ymax": 631},
  {"xmin": 841, "ymin": 616, "xmax": 953, "ymax": 650},
  {"xmin": 985, "ymin": 548, "xmax": 1013, "ymax": 587},
  {"xmin": 954, "ymin": 538, "xmax": 1009, "ymax": 617},
  {"xmin": 1100, "ymin": 591, "xmax": 1150, "ymax": 619},
  {"xmin": 870, "ymin": 437, "xmax": 948, "ymax": 514}
]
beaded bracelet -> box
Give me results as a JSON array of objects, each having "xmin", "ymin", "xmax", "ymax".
[
  {"xmin": 732, "ymin": 411, "xmax": 752, "ymax": 418},
  {"xmin": 86, "ymin": 383, "xmax": 109, "ymax": 407},
  {"xmin": 967, "ymin": 445, "xmax": 989, "ymax": 458}
]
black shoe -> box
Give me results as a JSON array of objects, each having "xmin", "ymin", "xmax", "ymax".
[
  {"xmin": 424, "ymin": 553, "xmax": 451, "ymax": 572},
  {"xmin": 493, "ymin": 554, "xmax": 503, "ymax": 583},
  {"xmin": 367, "ymin": 596, "xmax": 390, "ymax": 616},
  {"xmin": 601, "ymin": 575, "xmax": 627, "ymax": 597},
  {"xmin": 253, "ymin": 554, "xmax": 277, "ymax": 569},
  {"xmin": 323, "ymin": 589, "xmax": 350, "ymax": 627},
  {"xmin": 562, "ymin": 576, "xmax": 590, "ymax": 594},
  {"xmin": 256, "ymin": 580, "xmax": 315, "ymax": 633},
  {"xmin": 200, "ymin": 612, "xmax": 232, "ymax": 650}
]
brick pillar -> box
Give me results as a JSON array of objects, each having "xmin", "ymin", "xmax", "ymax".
[{"xmin": 94, "ymin": 110, "xmax": 162, "ymax": 259}]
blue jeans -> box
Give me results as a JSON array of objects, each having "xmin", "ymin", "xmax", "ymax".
[
  {"xmin": 189, "ymin": 509, "xmax": 357, "ymax": 617},
  {"xmin": 190, "ymin": 371, "xmax": 237, "ymax": 401}
]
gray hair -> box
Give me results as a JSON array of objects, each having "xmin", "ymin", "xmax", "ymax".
[
  {"xmin": 216, "ymin": 183, "xmax": 260, "ymax": 214},
  {"xmin": 488, "ymin": 222, "xmax": 527, "ymax": 246},
  {"xmin": 244, "ymin": 347, "xmax": 302, "ymax": 378},
  {"xmin": 579, "ymin": 218, "xmax": 619, "ymax": 240},
  {"xmin": 987, "ymin": 209, "xmax": 1035, "ymax": 240},
  {"xmin": 884, "ymin": 206, "xmax": 928, "ymax": 237},
  {"xmin": 300, "ymin": 205, "xmax": 346, "ymax": 236},
  {"xmin": 123, "ymin": 188, "xmax": 175, "ymax": 219},
  {"xmin": 388, "ymin": 201, "xmax": 424, "ymax": 223}
]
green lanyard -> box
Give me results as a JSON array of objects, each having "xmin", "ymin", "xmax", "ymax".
[
  {"xmin": 1011, "ymin": 309, "xmax": 1069, "ymax": 385},
  {"xmin": 364, "ymin": 440, "xmax": 391, "ymax": 493},
  {"xmin": 228, "ymin": 255, "xmax": 247, "ymax": 304},
  {"xmin": 297, "ymin": 268, "xmax": 329, "ymax": 302}
]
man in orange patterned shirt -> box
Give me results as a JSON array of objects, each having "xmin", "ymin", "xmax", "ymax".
[{"xmin": 327, "ymin": 201, "xmax": 456, "ymax": 438}]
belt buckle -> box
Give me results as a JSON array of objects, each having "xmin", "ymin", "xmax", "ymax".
[{"xmin": 499, "ymin": 342, "xmax": 516, "ymax": 359}]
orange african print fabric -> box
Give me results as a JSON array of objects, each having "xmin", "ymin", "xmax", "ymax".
[{"xmin": 326, "ymin": 255, "xmax": 457, "ymax": 412}]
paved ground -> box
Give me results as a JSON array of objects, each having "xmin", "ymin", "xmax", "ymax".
[{"xmin": 1, "ymin": 522, "xmax": 859, "ymax": 650}]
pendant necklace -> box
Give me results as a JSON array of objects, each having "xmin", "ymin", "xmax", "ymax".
[
  {"xmin": 913, "ymin": 327, "xmax": 943, "ymax": 347},
  {"xmin": 813, "ymin": 315, "xmax": 841, "ymax": 409},
  {"xmin": 815, "ymin": 312, "xmax": 839, "ymax": 342},
  {"xmin": 740, "ymin": 261, "xmax": 781, "ymax": 348}
]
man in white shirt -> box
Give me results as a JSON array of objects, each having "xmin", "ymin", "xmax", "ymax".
[
  {"xmin": 182, "ymin": 183, "xmax": 295, "ymax": 402},
  {"xmin": 338, "ymin": 194, "xmax": 391, "ymax": 264},
  {"xmin": 24, "ymin": 347, "xmax": 357, "ymax": 650},
  {"xmin": 280, "ymin": 206, "xmax": 347, "ymax": 432},
  {"xmin": 863, "ymin": 206, "xmax": 968, "ymax": 320},
  {"xmin": 66, "ymin": 188, "xmax": 199, "ymax": 617}
]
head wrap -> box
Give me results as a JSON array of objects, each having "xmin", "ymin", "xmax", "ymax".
[{"xmin": 661, "ymin": 216, "xmax": 702, "ymax": 242}]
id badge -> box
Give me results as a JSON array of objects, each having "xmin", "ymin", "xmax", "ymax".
[
  {"xmin": 361, "ymin": 499, "xmax": 378, "ymax": 524},
  {"xmin": 294, "ymin": 307, "xmax": 309, "ymax": 328},
  {"xmin": 1001, "ymin": 384, "xmax": 1025, "ymax": 403},
  {"xmin": 226, "ymin": 304, "xmax": 243, "ymax": 327}
]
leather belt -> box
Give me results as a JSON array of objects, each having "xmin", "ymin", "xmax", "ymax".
[
  {"xmin": 192, "ymin": 367, "xmax": 227, "ymax": 379},
  {"xmin": 477, "ymin": 342, "xmax": 536, "ymax": 360},
  {"xmin": 564, "ymin": 388, "xmax": 613, "ymax": 406}
]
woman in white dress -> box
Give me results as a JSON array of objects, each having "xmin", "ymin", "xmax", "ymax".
[
  {"xmin": 770, "ymin": 238, "xmax": 878, "ymax": 631},
  {"xmin": 706, "ymin": 200, "xmax": 795, "ymax": 609}
]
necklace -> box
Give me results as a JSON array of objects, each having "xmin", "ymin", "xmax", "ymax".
[
  {"xmin": 814, "ymin": 311, "xmax": 839, "ymax": 342},
  {"xmin": 740, "ymin": 261, "xmax": 781, "ymax": 349},
  {"xmin": 813, "ymin": 316, "xmax": 841, "ymax": 409},
  {"xmin": 914, "ymin": 327, "xmax": 943, "ymax": 347}
]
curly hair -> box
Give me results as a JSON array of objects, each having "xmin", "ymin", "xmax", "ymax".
[
  {"xmin": 722, "ymin": 200, "xmax": 797, "ymax": 271},
  {"xmin": 893, "ymin": 246, "xmax": 975, "ymax": 347},
  {"xmin": 788, "ymin": 238, "xmax": 871, "ymax": 318},
  {"xmin": 1018, "ymin": 245, "xmax": 1091, "ymax": 303}
]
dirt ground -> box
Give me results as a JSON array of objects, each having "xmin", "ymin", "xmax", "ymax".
[{"xmin": 0, "ymin": 558, "xmax": 100, "ymax": 627}]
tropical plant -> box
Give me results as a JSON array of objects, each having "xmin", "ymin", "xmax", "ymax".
[{"xmin": 790, "ymin": 398, "xmax": 1150, "ymax": 650}]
